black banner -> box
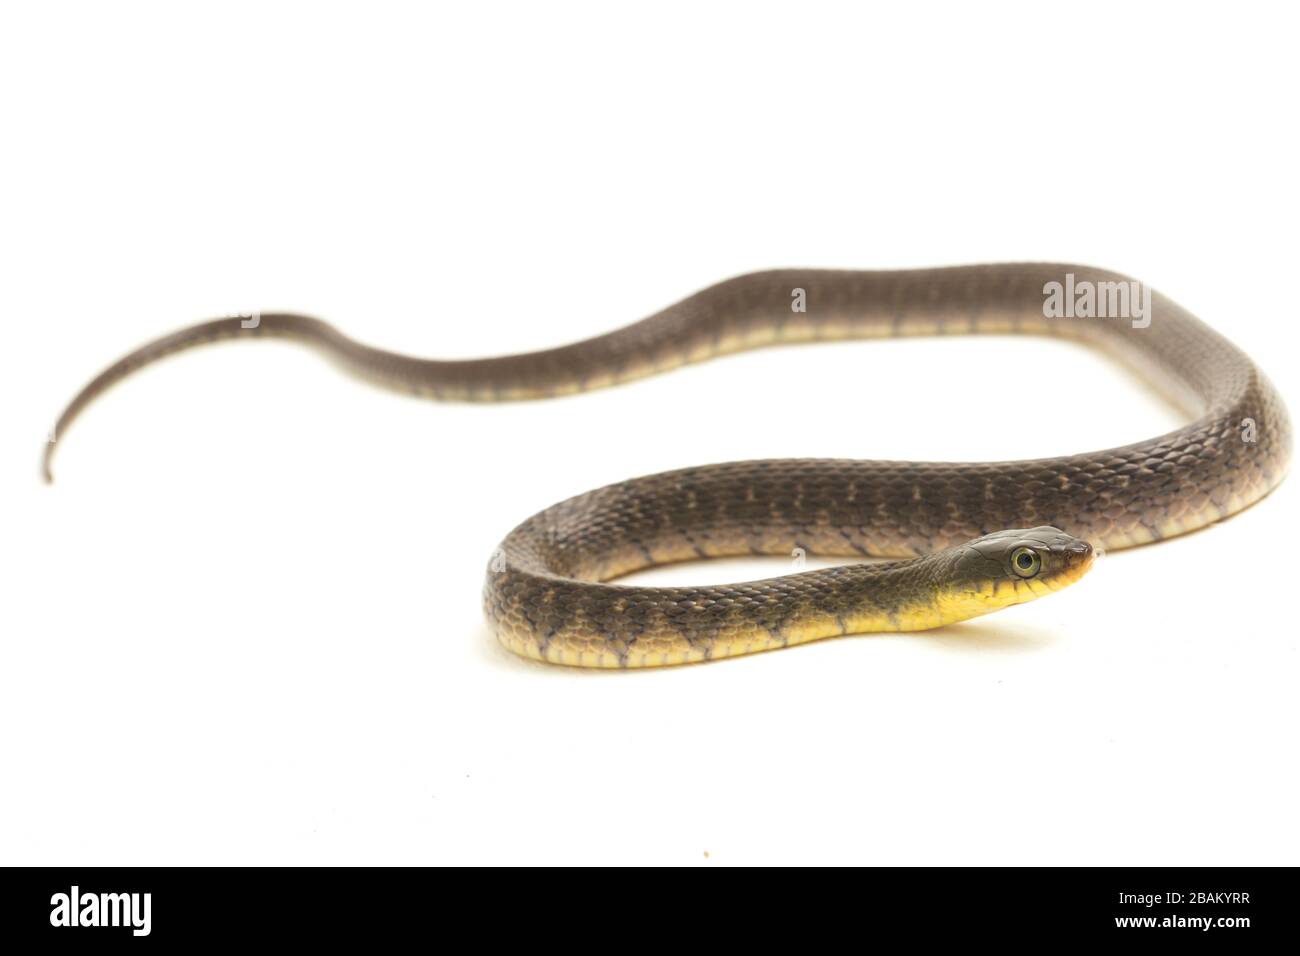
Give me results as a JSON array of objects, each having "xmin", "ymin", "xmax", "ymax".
[{"xmin": 1, "ymin": 867, "xmax": 1293, "ymax": 944}]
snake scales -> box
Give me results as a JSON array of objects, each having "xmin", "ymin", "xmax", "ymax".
[{"xmin": 45, "ymin": 264, "xmax": 1290, "ymax": 667}]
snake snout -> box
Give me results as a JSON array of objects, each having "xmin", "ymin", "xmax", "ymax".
[
  {"xmin": 1046, "ymin": 536, "xmax": 1095, "ymax": 586},
  {"xmin": 1063, "ymin": 540, "xmax": 1093, "ymax": 566}
]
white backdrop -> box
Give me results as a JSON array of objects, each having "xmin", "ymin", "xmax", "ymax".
[{"xmin": 2, "ymin": 2, "xmax": 1296, "ymax": 865}]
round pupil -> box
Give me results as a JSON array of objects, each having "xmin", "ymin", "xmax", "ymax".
[{"xmin": 1017, "ymin": 551, "xmax": 1034, "ymax": 569}]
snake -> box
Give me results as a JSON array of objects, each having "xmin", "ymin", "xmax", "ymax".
[{"xmin": 44, "ymin": 264, "xmax": 1290, "ymax": 668}]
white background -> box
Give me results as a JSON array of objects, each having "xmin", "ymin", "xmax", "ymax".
[{"xmin": 2, "ymin": 2, "xmax": 1296, "ymax": 865}]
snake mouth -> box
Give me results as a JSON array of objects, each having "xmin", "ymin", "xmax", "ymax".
[
  {"xmin": 1062, "ymin": 540, "xmax": 1095, "ymax": 572},
  {"xmin": 1039, "ymin": 542, "xmax": 1096, "ymax": 593}
]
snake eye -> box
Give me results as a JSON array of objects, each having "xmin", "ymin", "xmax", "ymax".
[{"xmin": 1010, "ymin": 547, "xmax": 1041, "ymax": 578}]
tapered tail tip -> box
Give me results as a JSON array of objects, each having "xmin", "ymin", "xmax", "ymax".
[{"xmin": 41, "ymin": 438, "xmax": 56, "ymax": 484}]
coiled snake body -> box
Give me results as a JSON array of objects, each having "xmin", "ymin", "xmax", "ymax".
[{"xmin": 46, "ymin": 265, "xmax": 1290, "ymax": 667}]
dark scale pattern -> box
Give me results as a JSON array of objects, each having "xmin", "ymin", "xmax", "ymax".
[{"xmin": 44, "ymin": 265, "xmax": 1291, "ymax": 666}]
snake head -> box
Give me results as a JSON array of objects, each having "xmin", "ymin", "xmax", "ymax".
[{"xmin": 937, "ymin": 526, "xmax": 1095, "ymax": 620}]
